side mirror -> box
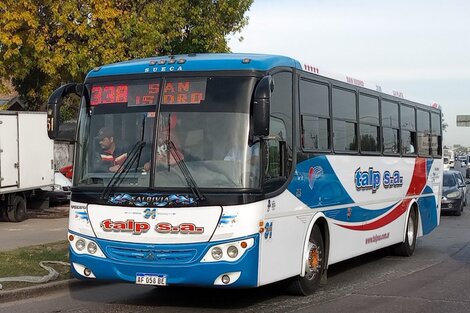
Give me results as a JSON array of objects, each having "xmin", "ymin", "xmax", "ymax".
[
  {"xmin": 47, "ymin": 83, "xmax": 82, "ymax": 141},
  {"xmin": 252, "ymin": 76, "xmax": 273, "ymax": 137}
]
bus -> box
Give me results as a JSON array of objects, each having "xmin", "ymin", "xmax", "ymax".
[{"xmin": 47, "ymin": 53, "xmax": 443, "ymax": 295}]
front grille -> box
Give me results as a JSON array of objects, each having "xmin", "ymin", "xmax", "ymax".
[{"xmin": 107, "ymin": 246, "xmax": 197, "ymax": 264}]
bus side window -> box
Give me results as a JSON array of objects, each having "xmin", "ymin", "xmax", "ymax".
[
  {"xmin": 266, "ymin": 117, "xmax": 287, "ymax": 178},
  {"xmin": 400, "ymin": 104, "xmax": 416, "ymax": 156}
]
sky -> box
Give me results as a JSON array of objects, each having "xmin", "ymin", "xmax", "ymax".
[{"xmin": 228, "ymin": 0, "xmax": 470, "ymax": 148}]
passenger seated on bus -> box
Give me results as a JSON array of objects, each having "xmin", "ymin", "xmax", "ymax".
[
  {"xmin": 407, "ymin": 143, "xmax": 415, "ymax": 154},
  {"xmin": 143, "ymin": 116, "xmax": 184, "ymax": 171},
  {"xmin": 95, "ymin": 127, "xmax": 130, "ymax": 173}
]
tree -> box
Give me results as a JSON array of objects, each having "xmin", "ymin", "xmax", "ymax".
[
  {"xmin": 442, "ymin": 112, "xmax": 448, "ymax": 132},
  {"xmin": 0, "ymin": 0, "xmax": 253, "ymax": 111}
]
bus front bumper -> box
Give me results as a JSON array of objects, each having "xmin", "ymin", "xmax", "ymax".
[{"xmin": 69, "ymin": 233, "xmax": 260, "ymax": 288}]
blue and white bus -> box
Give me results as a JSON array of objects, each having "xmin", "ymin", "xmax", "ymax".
[{"xmin": 47, "ymin": 53, "xmax": 442, "ymax": 295}]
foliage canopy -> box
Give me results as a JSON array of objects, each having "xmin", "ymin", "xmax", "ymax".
[{"xmin": 0, "ymin": 0, "xmax": 253, "ymax": 111}]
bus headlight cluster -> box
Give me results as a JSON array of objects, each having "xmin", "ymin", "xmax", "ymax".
[
  {"xmin": 75, "ymin": 238, "xmax": 97, "ymax": 254},
  {"xmin": 69, "ymin": 232, "xmax": 106, "ymax": 258},
  {"xmin": 202, "ymin": 238, "xmax": 254, "ymax": 263}
]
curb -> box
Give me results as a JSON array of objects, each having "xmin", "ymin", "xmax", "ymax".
[{"xmin": 0, "ymin": 279, "xmax": 79, "ymax": 303}]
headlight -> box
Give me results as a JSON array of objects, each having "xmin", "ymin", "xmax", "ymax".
[
  {"xmin": 87, "ymin": 242, "xmax": 97, "ymax": 254},
  {"xmin": 227, "ymin": 246, "xmax": 238, "ymax": 258},
  {"xmin": 211, "ymin": 247, "xmax": 223, "ymax": 260},
  {"xmin": 52, "ymin": 184, "xmax": 63, "ymax": 191},
  {"xmin": 447, "ymin": 191, "xmax": 461, "ymax": 199},
  {"xmin": 75, "ymin": 239, "xmax": 86, "ymax": 251}
]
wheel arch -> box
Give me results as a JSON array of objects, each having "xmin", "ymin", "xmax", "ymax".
[
  {"xmin": 402, "ymin": 199, "xmax": 420, "ymax": 243},
  {"xmin": 300, "ymin": 213, "xmax": 330, "ymax": 277}
]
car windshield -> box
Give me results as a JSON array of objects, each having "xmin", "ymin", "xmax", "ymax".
[
  {"xmin": 74, "ymin": 75, "xmax": 260, "ymax": 190},
  {"xmin": 443, "ymin": 173, "xmax": 457, "ymax": 187}
]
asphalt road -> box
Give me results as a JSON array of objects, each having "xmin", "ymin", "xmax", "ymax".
[
  {"xmin": 0, "ymin": 205, "xmax": 68, "ymax": 251},
  {"xmin": 1, "ymin": 205, "xmax": 470, "ymax": 313}
]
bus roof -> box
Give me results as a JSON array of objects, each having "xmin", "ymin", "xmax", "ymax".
[
  {"xmin": 86, "ymin": 53, "xmax": 440, "ymax": 110},
  {"xmin": 86, "ymin": 53, "xmax": 301, "ymax": 78}
]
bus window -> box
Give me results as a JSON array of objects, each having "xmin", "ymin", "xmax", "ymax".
[
  {"xmin": 299, "ymin": 80, "xmax": 330, "ymax": 151},
  {"xmin": 332, "ymin": 87, "xmax": 357, "ymax": 152},
  {"xmin": 359, "ymin": 94, "xmax": 379, "ymax": 152},
  {"xmin": 417, "ymin": 109, "xmax": 431, "ymax": 156},
  {"xmin": 431, "ymin": 112, "xmax": 442, "ymax": 157},
  {"xmin": 400, "ymin": 104, "xmax": 416, "ymax": 155},
  {"xmin": 382, "ymin": 100, "xmax": 399, "ymax": 154}
]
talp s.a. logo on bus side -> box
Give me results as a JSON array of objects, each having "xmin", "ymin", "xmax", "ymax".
[{"xmin": 354, "ymin": 167, "xmax": 403, "ymax": 193}]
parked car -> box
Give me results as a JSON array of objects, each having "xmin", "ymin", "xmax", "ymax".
[
  {"xmin": 41, "ymin": 171, "xmax": 72, "ymax": 204},
  {"xmin": 441, "ymin": 171, "xmax": 466, "ymax": 216}
]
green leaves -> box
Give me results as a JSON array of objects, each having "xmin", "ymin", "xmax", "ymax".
[{"xmin": 0, "ymin": 0, "xmax": 253, "ymax": 110}]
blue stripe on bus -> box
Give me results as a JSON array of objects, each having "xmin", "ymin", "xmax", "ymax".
[
  {"xmin": 426, "ymin": 159, "xmax": 433, "ymax": 176},
  {"xmin": 417, "ymin": 185, "xmax": 438, "ymax": 235},
  {"xmin": 288, "ymin": 156, "xmax": 354, "ymax": 210},
  {"xmin": 323, "ymin": 203, "xmax": 397, "ymax": 223}
]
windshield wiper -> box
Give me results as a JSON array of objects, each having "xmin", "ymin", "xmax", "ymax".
[
  {"xmin": 167, "ymin": 140, "xmax": 205, "ymax": 202},
  {"xmin": 101, "ymin": 140, "xmax": 146, "ymax": 200}
]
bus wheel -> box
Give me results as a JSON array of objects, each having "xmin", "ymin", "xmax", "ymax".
[
  {"xmin": 7, "ymin": 195, "xmax": 27, "ymax": 223},
  {"xmin": 394, "ymin": 208, "xmax": 417, "ymax": 256},
  {"xmin": 288, "ymin": 225, "xmax": 324, "ymax": 296}
]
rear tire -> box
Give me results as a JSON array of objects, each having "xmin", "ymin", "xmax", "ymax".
[
  {"xmin": 7, "ymin": 195, "xmax": 27, "ymax": 222},
  {"xmin": 394, "ymin": 208, "xmax": 417, "ymax": 256},
  {"xmin": 288, "ymin": 225, "xmax": 325, "ymax": 296}
]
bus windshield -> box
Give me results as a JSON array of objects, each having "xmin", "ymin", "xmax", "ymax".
[{"xmin": 75, "ymin": 76, "xmax": 260, "ymax": 190}]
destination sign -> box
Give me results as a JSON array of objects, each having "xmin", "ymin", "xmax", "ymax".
[{"xmin": 90, "ymin": 78, "xmax": 206, "ymax": 106}]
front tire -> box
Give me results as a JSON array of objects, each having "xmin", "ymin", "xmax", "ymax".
[
  {"xmin": 288, "ymin": 225, "xmax": 325, "ymax": 296},
  {"xmin": 454, "ymin": 201, "xmax": 462, "ymax": 216},
  {"xmin": 394, "ymin": 208, "xmax": 417, "ymax": 256}
]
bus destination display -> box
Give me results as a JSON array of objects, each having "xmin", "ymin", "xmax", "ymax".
[{"xmin": 90, "ymin": 78, "xmax": 207, "ymax": 106}]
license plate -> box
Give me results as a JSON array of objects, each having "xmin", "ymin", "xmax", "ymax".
[{"xmin": 136, "ymin": 273, "xmax": 167, "ymax": 286}]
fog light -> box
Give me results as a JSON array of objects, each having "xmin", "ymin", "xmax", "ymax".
[
  {"xmin": 221, "ymin": 275, "xmax": 230, "ymax": 284},
  {"xmin": 84, "ymin": 268, "xmax": 91, "ymax": 277},
  {"xmin": 76, "ymin": 239, "xmax": 86, "ymax": 251},
  {"xmin": 211, "ymin": 247, "xmax": 223, "ymax": 260},
  {"xmin": 227, "ymin": 246, "xmax": 238, "ymax": 258},
  {"xmin": 87, "ymin": 242, "xmax": 97, "ymax": 254}
]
